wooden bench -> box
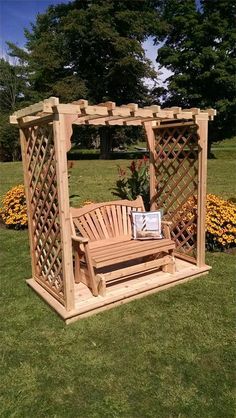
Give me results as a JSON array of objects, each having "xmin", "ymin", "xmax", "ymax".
[{"xmin": 70, "ymin": 196, "xmax": 176, "ymax": 296}]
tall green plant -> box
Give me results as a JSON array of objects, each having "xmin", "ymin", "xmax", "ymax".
[{"xmin": 112, "ymin": 157, "xmax": 150, "ymax": 210}]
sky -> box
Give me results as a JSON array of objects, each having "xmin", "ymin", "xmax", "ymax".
[
  {"xmin": 0, "ymin": 0, "xmax": 172, "ymax": 84},
  {"xmin": 0, "ymin": 0, "xmax": 68, "ymax": 54}
]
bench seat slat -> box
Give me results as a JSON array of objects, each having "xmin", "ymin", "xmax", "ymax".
[
  {"xmin": 91, "ymin": 239, "xmax": 175, "ymax": 268},
  {"xmin": 90, "ymin": 237, "xmax": 171, "ymax": 256},
  {"xmin": 89, "ymin": 237, "xmax": 141, "ymax": 253},
  {"xmin": 90, "ymin": 238, "xmax": 174, "ymax": 256},
  {"xmin": 93, "ymin": 241, "xmax": 174, "ymax": 261},
  {"xmin": 89, "ymin": 235, "xmax": 131, "ymax": 249}
]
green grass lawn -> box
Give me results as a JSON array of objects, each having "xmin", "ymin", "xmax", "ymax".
[{"xmin": 0, "ymin": 140, "xmax": 235, "ymax": 417}]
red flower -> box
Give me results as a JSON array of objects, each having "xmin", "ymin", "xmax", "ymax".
[
  {"xmin": 118, "ymin": 166, "xmax": 126, "ymax": 177},
  {"xmin": 129, "ymin": 161, "xmax": 136, "ymax": 173},
  {"xmin": 138, "ymin": 159, "xmax": 143, "ymax": 169}
]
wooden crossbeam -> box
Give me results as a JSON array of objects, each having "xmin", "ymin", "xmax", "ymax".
[
  {"xmin": 144, "ymin": 105, "xmax": 161, "ymax": 113},
  {"xmin": 73, "ymin": 114, "xmax": 124, "ymax": 125},
  {"xmin": 97, "ymin": 101, "xmax": 116, "ymax": 110},
  {"xmin": 73, "ymin": 114, "xmax": 156, "ymax": 126},
  {"xmin": 106, "ymin": 116, "xmax": 134, "ymax": 125},
  {"xmin": 18, "ymin": 114, "xmax": 54, "ymax": 127},
  {"xmin": 71, "ymin": 99, "xmax": 88, "ymax": 108},
  {"xmin": 10, "ymin": 97, "xmax": 59, "ymax": 124},
  {"xmin": 153, "ymin": 121, "xmax": 195, "ymax": 129},
  {"xmin": 10, "ymin": 97, "xmax": 216, "ymax": 126}
]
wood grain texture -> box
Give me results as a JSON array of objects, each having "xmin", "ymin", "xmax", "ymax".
[
  {"xmin": 10, "ymin": 97, "xmax": 216, "ymax": 127},
  {"xmin": 26, "ymin": 260, "xmax": 211, "ymax": 324},
  {"xmin": 154, "ymin": 124, "xmax": 199, "ymax": 262},
  {"xmin": 11, "ymin": 97, "xmax": 212, "ymax": 315},
  {"xmin": 70, "ymin": 197, "xmax": 176, "ymax": 295},
  {"xmin": 196, "ymin": 117, "xmax": 208, "ymax": 267}
]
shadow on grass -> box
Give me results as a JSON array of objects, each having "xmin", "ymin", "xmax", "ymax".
[{"xmin": 67, "ymin": 150, "xmax": 149, "ymax": 160}]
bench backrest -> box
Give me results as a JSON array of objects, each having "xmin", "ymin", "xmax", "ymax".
[{"xmin": 70, "ymin": 196, "xmax": 145, "ymax": 242}]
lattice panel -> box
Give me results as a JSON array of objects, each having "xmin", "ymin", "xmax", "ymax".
[
  {"xmin": 24, "ymin": 124, "xmax": 65, "ymax": 304},
  {"xmin": 154, "ymin": 125, "xmax": 198, "ymax": 257}
]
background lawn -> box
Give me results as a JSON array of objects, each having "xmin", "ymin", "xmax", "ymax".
[{"xmin": 0, "ymin": 138, "xmax": 235, "ymax": 417}]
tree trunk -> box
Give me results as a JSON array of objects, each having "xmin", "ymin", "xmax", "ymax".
[{"xmin": 99, "ymin": 127, "xmax": 113, "ymax": 159}]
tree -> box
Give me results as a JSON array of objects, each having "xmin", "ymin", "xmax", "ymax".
[
  {"xmin": 155, "ymin": 0, "xmax": 236, "ymax": 148},
  {"xmin": 9, "ymin": 0, "xmax": 162, "ymax": 103},
  {"xmin": 8, "ymin": 0, "xmax": 164, "ymax": 157},
  {"xmin": 0, "ymin": 58, "xmax": 31, "ymax": 161},
  {"xmin": 0, "ymin": 112, "xmax": 20, "ymax": 161}
]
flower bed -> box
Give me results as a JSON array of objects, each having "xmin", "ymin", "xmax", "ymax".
[
  {"xmin": 0, "ymin": 185, "xmax": 28, "ymax": 229},
  {"xmin": 206, "ymin": 194, "xmax": 236, "ymax": 250},
  {"xmin": 177, "ymin": 194, "xmax": 236, "ymax": 251}
]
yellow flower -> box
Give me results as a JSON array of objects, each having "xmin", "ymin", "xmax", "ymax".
[
  {"xmin": 0, "ymin": 184, "xmax": 28, "ymax": 229},
  {"xmin": 179, "ymin": 193, "xmax": 236, "ymax": 250}
]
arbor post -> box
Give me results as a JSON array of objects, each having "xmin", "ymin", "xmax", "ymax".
[
  {"xmin": 195, "ymin": 116, "xmax": 208, "ymax": 267},
  {"xmin": 144, "ymin": 122, "xmax": 157, "ymax": 211},
  {"xmin": 53, "ymin": 114, "xmax": 75, "ymax": 311}
]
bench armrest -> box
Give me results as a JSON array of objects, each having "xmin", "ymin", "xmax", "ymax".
[
  {"xmin": 161, "ymin": 220, "xmax": 172, "ymax": 239},
  {"xmin": 71, "ymin": 234, "xmax": 89, "ymax": 244},
  {"xmin": 161, "ymin": 220, "xmax": 172, "ymax": 226}
]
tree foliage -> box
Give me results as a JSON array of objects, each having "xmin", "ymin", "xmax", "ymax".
[
  {"xmin": 9, "ymin": 0, "xmax": 162, "ymax": 104},
  {"xmin": 4, "ymin": 0, "xmax": 235, "ymax": 161},
  {"xmin": 155, "ymin": 0, "xmax": 236, "ymax": 142},
  {"xmin": 0, "ymin": 58, "xmax": 31, "ymax": 161},
  {"xmin": 7, "ymin": 0, "xmax": 163, "ymax": 158},
  {"xmin": 0, "ymin": 112, "xmax": 20, "ymax": 161}
]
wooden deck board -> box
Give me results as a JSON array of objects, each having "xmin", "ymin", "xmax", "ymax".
[{"xmin": 26, "ymin": 257, "xmax": 211, "ymax": 323}]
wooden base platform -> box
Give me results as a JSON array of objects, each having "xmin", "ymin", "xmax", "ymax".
[{"xmin": 27, "ymin": 258, "xmax": 211, "ymax": 324}]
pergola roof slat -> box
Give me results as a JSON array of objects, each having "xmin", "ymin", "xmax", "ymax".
[{"xmin": 10, "ymin": 97, "xmax": 216, "ymax": 127}]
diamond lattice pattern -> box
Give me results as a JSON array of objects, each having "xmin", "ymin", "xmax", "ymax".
[
  {"xmin": 154, "ymin": 125, "xmax": 198, "ymax": 257},
  {"xmin": 24, "ymin": 124, "xmax": 64, "ymax": 303}
]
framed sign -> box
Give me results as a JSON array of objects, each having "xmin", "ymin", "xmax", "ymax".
[{"xmin": 131, "ymin": 211, "xmax": 162, "ymax": 240}]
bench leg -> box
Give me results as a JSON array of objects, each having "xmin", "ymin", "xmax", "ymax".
[
  {"xmin": 162, "ymin": 254, "xmax": 176, "ymax": 274},
  {"xmin": 73, "ymin": 244, "xmax": 99, "ymax": 294},
  {"xmin": 74, "ymin": 248, "xmax": 82, "ymax": 284},
  {"xmin": 96, "ymin": 274, "xmax": 106, "ymax": 297},
  {"xmin": 83, "ymin": 244, "xmax": 99, "ymax": 296}
]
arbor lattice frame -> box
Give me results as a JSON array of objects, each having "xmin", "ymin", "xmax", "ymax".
[
  {"xmin": 24, "ymin": 123, "xmax": 65, "ymax": 302},
  {"xmin": 11, "ymin": 98, "xmax": 211, "ymax": 317},
  {"xmin": 20, "ymin": 114, "xmax": 74, "ymax": 310},
  {"xmin": 154, "ymin": 124, "xmax": 199, "ymax": 259}
]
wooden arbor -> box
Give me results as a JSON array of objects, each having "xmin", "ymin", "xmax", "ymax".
[{"xmin": 10, "ymin": 98, "xmax": 216, "ymax": 323}]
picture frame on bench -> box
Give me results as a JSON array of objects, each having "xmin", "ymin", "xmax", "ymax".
[{"xmin": 131, "ymin": 211, "xmax": 163, "ymax": 240}]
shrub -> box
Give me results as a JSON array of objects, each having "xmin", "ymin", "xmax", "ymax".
[
  {"xmin": 206, "ymin": 194, "xmax": 236, "ymax": 251},
  {"xmin": 179, "ymin": 194, "xmax": 236, "ymax": 251},
  {"xmin": 0, "ymin": 184, "xmax": 28, "ymax": 229},
  {"xmin": 112, "ymin": 157, "xmax": 150, "ymax": 209},
  {"xmin": 0, "ymin": 112, "xmax": 21, "ymax": 162}
]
